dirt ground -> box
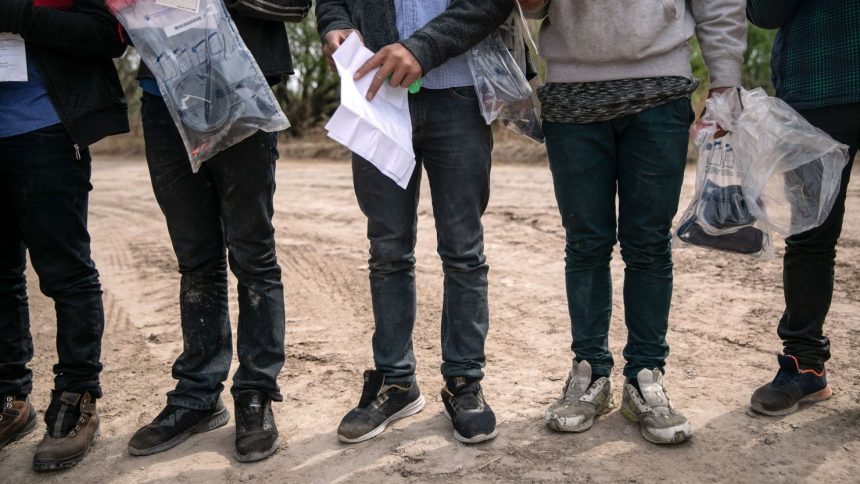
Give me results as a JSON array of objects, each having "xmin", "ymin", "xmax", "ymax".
[{"xmin": 1, "ymin": 158, "xmax": 858, "ymax": 483}]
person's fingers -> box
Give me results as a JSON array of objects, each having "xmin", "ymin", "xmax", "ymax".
[
  {"xmin": 355, "ymin": 50, "xmax": 386, "ymax": 81},
  {"xmin": 366, "ymin": 62, "xmax": 395, "ymax": 101},
  {"xmin": 389, "ymin": 64, "xmax": 409, "ymax": 88},
  {"xmin": 401, "ymin": 69, "xmax": 421, "ymax": 89}
]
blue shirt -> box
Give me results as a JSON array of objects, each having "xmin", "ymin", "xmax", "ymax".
[
  {"xmin": 0, "ymin": 50, "xmax": 62, "ymax": 138},
  {"xmin": 394, "ymin": 0, "xmax": 473, "ymax": 89}
]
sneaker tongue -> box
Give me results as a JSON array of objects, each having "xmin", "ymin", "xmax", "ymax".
[
  {"xmin": 45, "ymin": 392, "xmax": 83, "ymax": 438},
  {"xmin": 573, "ymin": 360, "xmax": 592, "ymax": 394},
  {"xmin": 449, "ymin": 378, "xmax": 480, "ymax": 409},
  {"xmin": 238, "ymin": 392, "xmax": 265, "ymax": 429},
  {"xmin": 637, "ymin": 369, "xmax": 669, "ymax": 409}
]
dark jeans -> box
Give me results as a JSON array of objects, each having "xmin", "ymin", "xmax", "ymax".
[
  {"xmin": 0, "ymin": 124, "xmax": 104, "ymax": 398},
  {"xmin": 141, "ymin": 93, "xmax": 285, "ymax": 409},
  {"xmin": 353, "ymin": 87, "xmax": 493, "ymax": 383},
  {"xmin": 779, "ymin": 103, "xmax": 860, "ymax": 371},
  {"xmin": 544, "ymin": 98, "xmax": 694, "ymax": 379}
]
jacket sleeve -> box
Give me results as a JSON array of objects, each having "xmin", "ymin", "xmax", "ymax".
[
  {"xmin": 399, "ymin": 0, "xmax": 515, "ymax": 74},
  {"xmin": 690, "ymin": 0, "xmax": 747, "ymax": 89},
  {"xmin": 0, "ymin": 0, "xmax": 126, "ymax": 59},
  {"xmin": 315, "ymin": 0, "xmax": 355, "ymax": 39},
  {"xmin": 746, "ymin": 0, "xmax": 804, "ymax": 29},
  {"xmin": 223, "ymin": 0, "xmax": 310, "ymax": 23}
]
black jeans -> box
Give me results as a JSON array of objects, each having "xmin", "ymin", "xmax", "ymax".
[
  {"xmin": 141, "ymin": 93, "xmax": 285, "ymax": 410},
  {"xmin": 779, "ymin": 103, "xmax": 860, "ymax": 371},
  {"xmin": 0, "ymin": 124, "xmax": 104, "ymax": 398},
  {"xmin": 352, "ymin": 87, "xmax": 493, "ymax": 383}
]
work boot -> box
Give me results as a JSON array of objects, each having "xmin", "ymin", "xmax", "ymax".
[
  {"xmin": 338, "ymin": 370, "xmax": 425, "ymax": 443},
  {"xmin": 545, "ymin": 360, "xmax": 614, "ymax": 432},
  {"xmin": 234, "ymin": 390, "xmax": 279, "ymax": 462},
  {"xmin": 441, "ymin": 376, "xmax": 497, "ymax": 444},
  {"xmin": 33, "ymin": 391, "xmax": 99, "ymax": 471},
  {"xmin": 0, "ymin": 395, "xmax": 38, "ymax": 450},
  {"xmin": 750, "ymin": 354, "xmax": 832, "ymax": 416},
  {"xmin": 621, "ymin": 369, "xmax": 691, "ymax": 445},
  {"xmin": 128, "ymin": 399, "xmax": 230, "ymax": 456}
]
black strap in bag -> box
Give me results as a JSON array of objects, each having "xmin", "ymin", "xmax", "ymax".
[{"xmin": 225, "ymin": 0, "xmax": 311, "ymax": 23}]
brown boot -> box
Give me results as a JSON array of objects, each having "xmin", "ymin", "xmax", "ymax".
[
  {"xmin": 0, "ymin": 395, "xmax": 38, "ymax": 449},
  {"xmin": 33, "ymin": 392, "xmax": 100, "ymax": 472}
]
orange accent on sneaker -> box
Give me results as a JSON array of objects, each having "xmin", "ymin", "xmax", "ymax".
[{"xmin": 785, "ymin": 354, "xmax": 825, "ymax": 377}]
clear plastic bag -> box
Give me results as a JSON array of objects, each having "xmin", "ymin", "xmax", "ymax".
[
  {"xmin": 674, "ymin": 88, "xmax": 850, "ymax": 258},
  {"xmin": 466, "ymin": 9, "xmax": 544, "ymax": 143},
  {"xmin": 108, "ymin": 0, "xmax": 290, "ymax": 171}
]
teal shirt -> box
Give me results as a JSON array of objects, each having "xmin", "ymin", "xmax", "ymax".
[{"xmin": 748, "ymin": 0, "xmax": 860, "ymax": 110}]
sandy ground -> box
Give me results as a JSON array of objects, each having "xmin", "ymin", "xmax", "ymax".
[{"xmin": 1, "ymin": 158, "xmax": 858, "ymax": 483}]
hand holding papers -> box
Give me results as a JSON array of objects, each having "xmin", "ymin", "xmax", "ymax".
[
  {"xmin": 0, "ymin": 34, "xmax": 28, "ymax": 82},
  {"xmin": 324, "ymin": 33, "xmax": 416, "ymax": 189}
]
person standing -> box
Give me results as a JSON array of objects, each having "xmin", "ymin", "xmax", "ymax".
[
  {"xmin": 0, "ymin": 0, "xmax": 128, "ymax": 471},
  {"xmin": 125, "ymin": 3, "xmax": 302, "ymax": 462},
  {"xmin": 316, "ymin": 0, "xmax": 514, "ymax": 444},
  {"xmin": 520, "ymin": 0, "xmax": 746, "ymax": 444},
  {"xmin": 747, "ymin": 1, "xmax": 860, "ymax": 416}
]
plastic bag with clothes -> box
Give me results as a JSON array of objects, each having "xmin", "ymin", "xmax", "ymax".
[
  {"xmin": 466, "ymin": 7, "xmax": 543, "ymax": 143},
  {"xmin": 674, "ymin": 88, "xmax": 850, "ymax": 259},
  {"xmin": 108, "ymin": 0, "xmax": 290, "ymax": 171}
]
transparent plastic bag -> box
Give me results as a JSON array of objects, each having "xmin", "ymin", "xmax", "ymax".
[
  {"xmin": 108, "ymin": 0, "xmax": 290, "ymax": 171},
  {"xmin": 466, "ymin": 9, "xmax": 543, "ymax": 143},
  {"xmin": 674, "ymin": 88, "xmax": 850, "ymax": 259}
]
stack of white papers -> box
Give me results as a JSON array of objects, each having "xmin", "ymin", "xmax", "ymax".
[
  {"xmin": 0, "ymin": 34, "xmax": 28, "ymax": 82},
  {"xmin": 325, "ymin": 33, "xmax": 415, "ymax": 189}
]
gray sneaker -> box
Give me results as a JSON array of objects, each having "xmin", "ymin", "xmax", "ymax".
[
  {"xmin": 545, "ymin": 360, "xmax": 613, "ymax": 432},
  {"xmin": 621, "ymin": 368, "xmax": 691, "ymax": 445}
]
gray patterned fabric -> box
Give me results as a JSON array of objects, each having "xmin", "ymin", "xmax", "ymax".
[{"xmin": 537, "ymin": 77, "xmax": 698, "ymax": 124}]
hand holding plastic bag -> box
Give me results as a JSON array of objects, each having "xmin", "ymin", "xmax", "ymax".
[
  {"xmin": 674, "ymin": 88, "xmax": 850, "ymax": 259},
  {"xmin": 466, "ymin": 7, "xmax": 543, "ymax": 143},
  {"xmin": 108, "ymin": 0, "xmax": 290, "ymax": 171}
]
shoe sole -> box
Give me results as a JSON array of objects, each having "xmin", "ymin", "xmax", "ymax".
[
  {"xmin": 338, "ymin": 394, "xmax": 426, "ymax": 444},
  {"xmin": 749, "ymin": 386, "xmax": 833, "ymax": 417},
  {"xmin": 1, "ymin": 411, "xmax": 38, "ymax": 449},
  {"xmin": 545, "ymin": 399, "xmax": 615, "ymax": 433},
  {"xmin": 234, "ymin": 438, "xmax": 279, "ymax": 463},
  {"xmin": 33, "ymin": 429, "xmax": 100, "ymax": 472},
  {"xmin": 128, "ymin": 407, "xmax": 230, "ymax": 457},
  {"xmin": 442, "ymin": 409, "xmax": 498, "ymax": 444},
  {"xmin": 620, "ymin": 406, "xmax": 690, "ymax": 445}
]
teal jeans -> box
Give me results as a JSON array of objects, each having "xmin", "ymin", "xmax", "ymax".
[{"xmin": 544, "ymin": 97, "xmax": 694, "ymax": 379}]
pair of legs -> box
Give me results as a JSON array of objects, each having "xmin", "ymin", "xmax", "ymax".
[
  {"xmin": 0, "ymin": 124, "xmax": 104, "ymax": 468},
  {"xmin": 339, "ymin": 87, "xmax": 497, "ymax": 445},
  {"xmin": 140, "ymin": 93, "xmax": 286, "ymax": 409},
  {"xmin": 543, "ymin": 98, "xmax": 694, "ymax": 444}
]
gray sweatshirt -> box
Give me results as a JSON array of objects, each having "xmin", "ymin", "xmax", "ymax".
[{"xmin": 525, "ymin": 0, "xmax": 747, "ymax": 88}]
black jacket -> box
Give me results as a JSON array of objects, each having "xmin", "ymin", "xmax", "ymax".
[
  {"xmin": 316, "ymin": 0, "xmax": 515, "ymax": 75},
  {"xmin": 0, "ymin": 0, "xmax": 129, "ymax": 147},
  {"xmin": 137, "ymin": 8, "xmax": 295, "ymax": 83}
]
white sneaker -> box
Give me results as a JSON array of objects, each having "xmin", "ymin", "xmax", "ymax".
[
  {"xmin": 620, "ymin": 368, "xmax": 691, "ymax": 445},
  {"xmin": 545, "ymin": 360, "xmax": 614, "ymax": 432}
]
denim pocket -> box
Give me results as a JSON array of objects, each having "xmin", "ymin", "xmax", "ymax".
[{"xmin": 447, "ymin": 86, "xmax": 479, "ymax": 102}]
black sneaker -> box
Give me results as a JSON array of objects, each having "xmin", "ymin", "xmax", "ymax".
[
  {"xmin": 441, "ymin": 376, "xmax": 497, "ymax": 444},
  {"xmin": 337, "ymin": 370, "xmax": 425, "ymax": 443},
  {"xmin": 128, "ymin": 400, "xmax": 230, "ymax": 456},
  {"xmin": 234, "ymin": 390, "xmax": 279, "ymax": 462},
  {"xmin": 750, "ymin": 354, "xmax": 833, "ymax": 416}
]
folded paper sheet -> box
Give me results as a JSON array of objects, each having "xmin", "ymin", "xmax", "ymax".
[{"xmin": 324, "ymin": 33, "xmax": 415, "ymax": 189}]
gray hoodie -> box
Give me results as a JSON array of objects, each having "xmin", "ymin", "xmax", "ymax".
[{"xmin": 525, "ymin": 0, "xmax": 747, "ymax": 88}]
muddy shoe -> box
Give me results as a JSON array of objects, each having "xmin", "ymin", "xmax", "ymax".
[
  {"xmin": 750, "ymin": 354, "xmax": 832, "ymax": 416},
  {"xmin": 128, "ymin": 400, "xmax": 230, "ymax": 456},
  {"xmin": 338, "ymin": 370, "xmax": 425, "ymax": 443},
  {"xmin": 621, "ymin": 369, "xmax": 691, "ymax": 445},
  {"xmin": 546, "ymin": 360, "xmax": 614, "ymax": 432},
  {"xmin": 234, "ymin": 391, "xmax": 279, "ymax": 463},
  {"xmin": 441, "ymin": 376, "xmax": 497, "ymax": 444},
  {"xmin": 0, "ymin": 395, "xmax": 38, "ymax": 450},
  {"xmin": 33, "ymin": 391, "xmax": 99, "ymax": 472}
]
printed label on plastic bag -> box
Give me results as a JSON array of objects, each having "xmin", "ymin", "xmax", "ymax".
[{"xmin": 156, "ymin": 0, "xmax": 200, "ymax": 13}]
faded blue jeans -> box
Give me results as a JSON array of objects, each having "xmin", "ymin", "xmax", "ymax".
[
  {"xmin": 544, "ymin": 97, "xmax": 694, "ymax": 379},
  {"xmin": 141, "ymin": 93, "xmax": 285, "ymax": 410},
  {"xmin": 353, "ymin": 87, "xmax": 493, "ymax": 383}
]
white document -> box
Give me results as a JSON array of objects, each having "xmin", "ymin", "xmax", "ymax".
[
  {"xmin": 324, "ymin": 32, "xmax": 415, "ymax": 189},
  {"xmin": 0, "ymin": 34, "xmax": 28, "ymax": 82}
]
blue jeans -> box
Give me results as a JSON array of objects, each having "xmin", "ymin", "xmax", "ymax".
[
  {"xmin": 141, "ymin": 93, "xmax": 285, "ymax": 409},
  {"xmin": 0, "ymin": 124, "xmax": 104, "ymax": 398},
  {"xmin": 544, "ymin": 97, "xmax": 694, "ymax": 379},
  {"xmin": 353, "ymin": 87, "xmax": 493, "ymax": 383}
]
